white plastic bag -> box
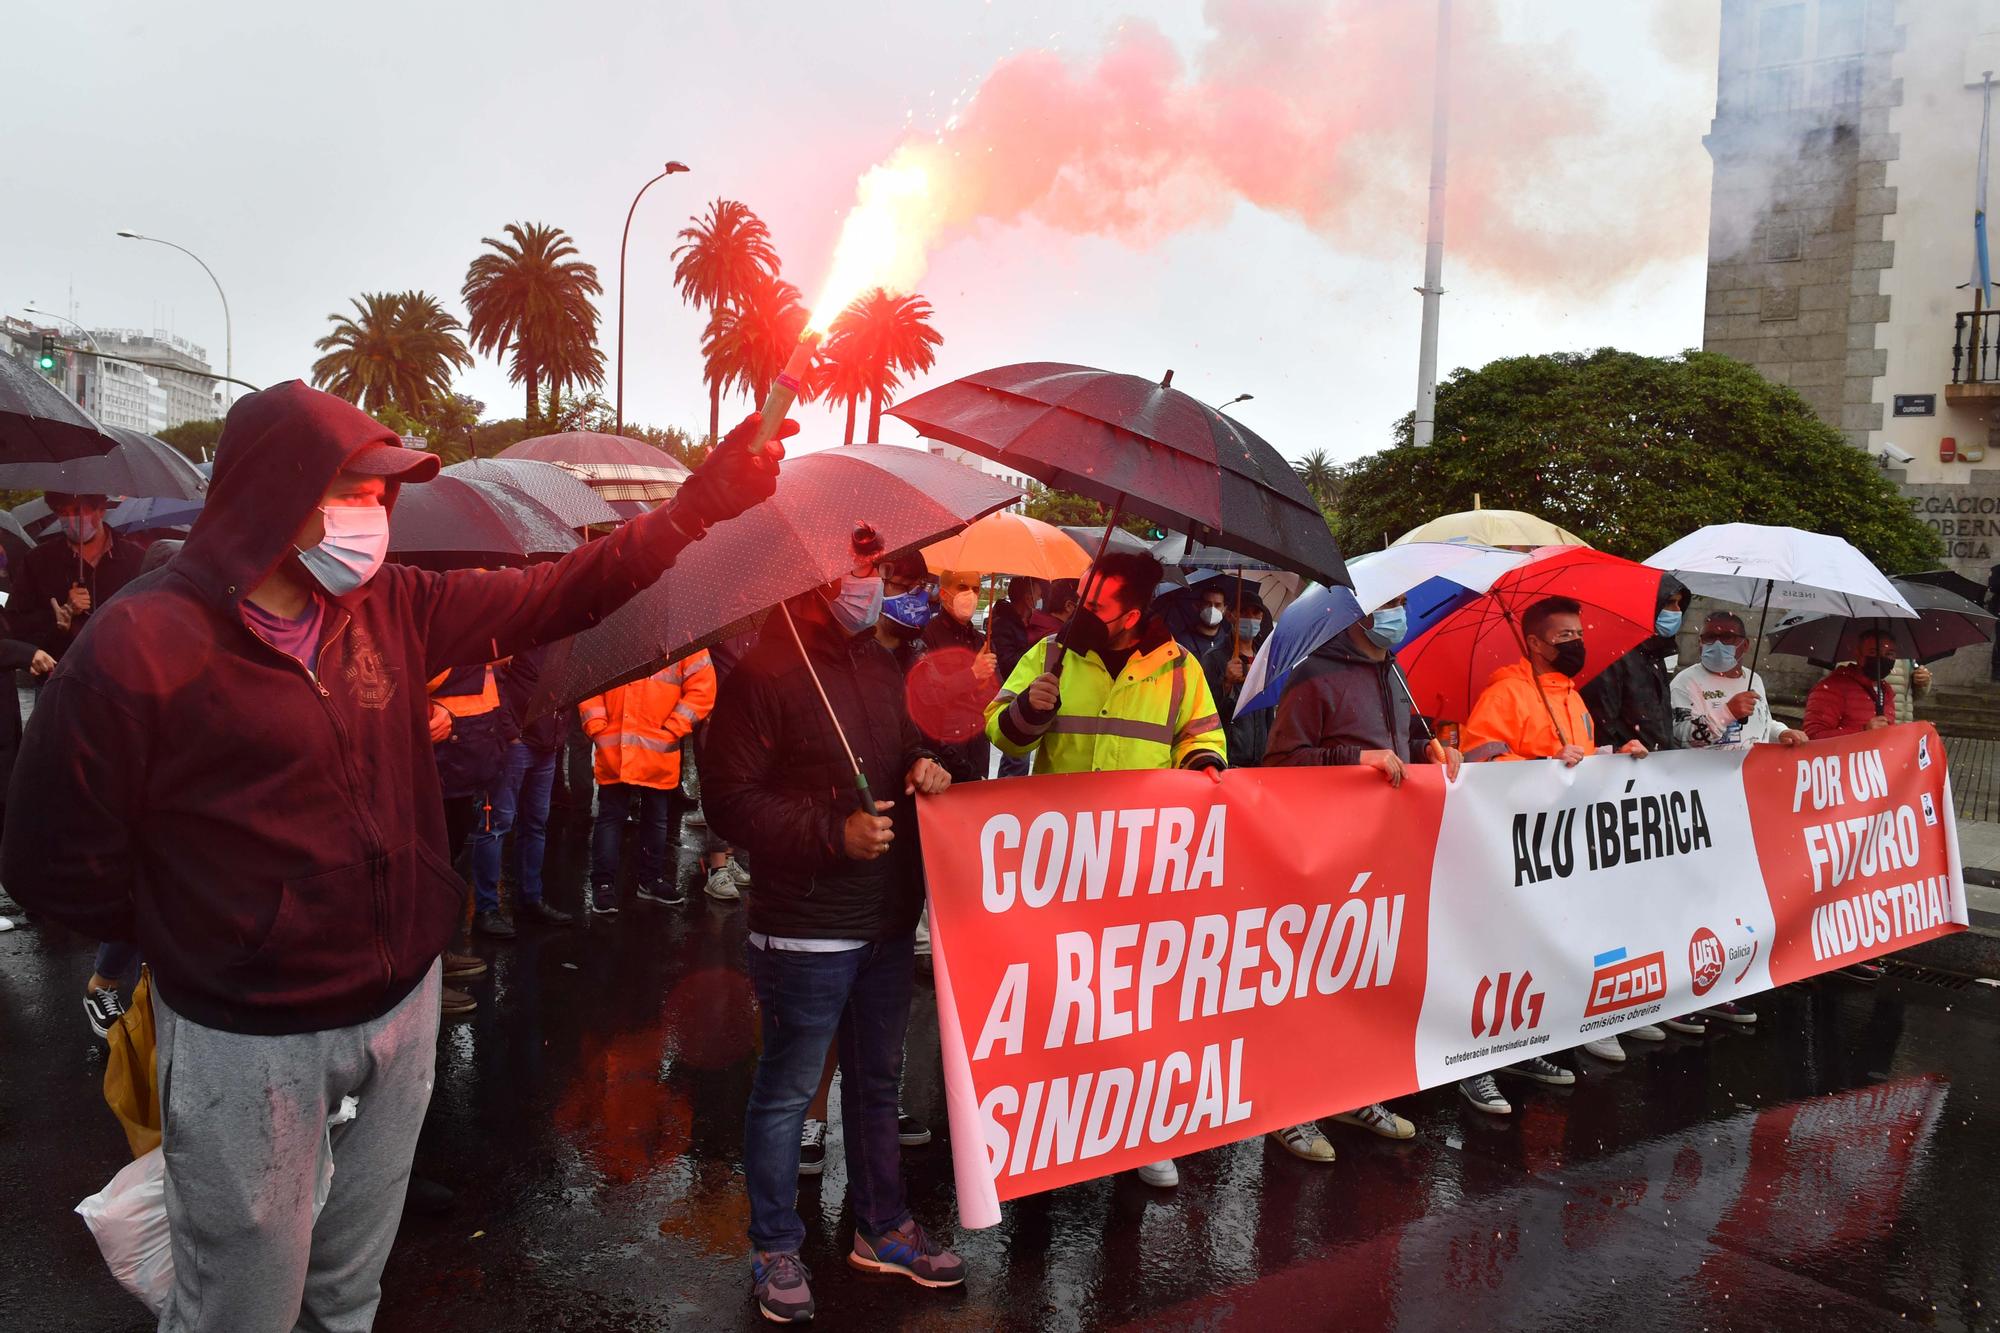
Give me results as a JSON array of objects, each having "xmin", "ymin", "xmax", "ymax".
[{"xmin": 75, "ymin": 1095, "xmax": 357, "ymax": 1316}]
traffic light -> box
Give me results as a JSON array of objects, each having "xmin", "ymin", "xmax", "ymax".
[{"xmin": 36, "ymin": 333, "xmax": 57, "ymax": 373}]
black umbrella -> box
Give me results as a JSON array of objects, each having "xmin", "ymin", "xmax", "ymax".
[
  {"xmin": 1769, "ymin": 578, "xmax": 1996, "ymax": 668},
  {"xmin": 1901, "ymin": 567, "xmax": 1988, "ymax": 605},
  {"xmin": 441, "ymin": 458, "xmax": 622, "ymax": 529},
  {"xmin": 389, "ymin": 476, "xmax": 579, "ymax": 569},
  {"xmin": 541, "ymin": 445, "xmax": 1021, "ymax": 711},
  {"xmin": 0, "ymin": 425, "xmax": 208, "ymax": 500},
  {"xmin": 1150, "ymin": 531, "xmax": 1284, "ymax": 572},
  {"xmin": 889, "ymin": 363, "xmax": 1349, "ymax": 586},
  {"xmin": 0, "ymin": 354, "xmax": 121, "ymax": 463}
]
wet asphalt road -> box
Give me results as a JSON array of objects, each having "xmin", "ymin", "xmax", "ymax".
[{"xmin": 6, "ymin": 811, "xmax": 2000, "ymax": 1332}]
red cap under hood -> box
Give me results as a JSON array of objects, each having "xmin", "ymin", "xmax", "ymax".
[{"xmin": 180, "ymin": 380, "xmax": 435, "ymax": 607}]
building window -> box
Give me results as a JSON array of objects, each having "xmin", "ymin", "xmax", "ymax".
[
  {"xmin": 1818, "ymin": 0, "xmax": 1864, "ymax": 55},
  {"xmin": 1758, "ymin": 4, "xmax": 1807, "ymax": 65}
]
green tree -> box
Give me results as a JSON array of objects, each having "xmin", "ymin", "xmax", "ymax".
[
  {"xmin": 310, "ymin": 291, "xmax": 472, "ymax": 414},
  {"xmin": 157, "ymin": 417, "xmax": 225, "ymax": 461},
  {"xmin": 699, "ymin": 271, "xmax": 808, "ymax": 415},
  {"xmin": 1293, "ymin": 448, "xmax": 1342, "ymax": 507},
  {"xmin": 1336, "ymin": 349, "xmax": 1943, "ymax": 571},
  {"xmin": 673, "ymin": 200, "xmax": 780, "ymax": 447},
  {"xmin": 462, "ymin": 222, "xmax": 606, "ymax": 426},
  {"xmin": 818, "ymin": 289, "xmax": 942, "ymax": 444},
  {"xmin": 1022, "ymin": 484, "xmax": 1156, "ymax": 536}
]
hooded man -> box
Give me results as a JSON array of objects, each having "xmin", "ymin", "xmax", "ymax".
[
  {"xmin": 2, "ymin": 381, "xmax": 782, "ymax": 1332},
  {"xmin": 12, "ymin": 489, "xmax": 147, "ymax": 657},
  {"xmin": 1583, "ymin": 578, "xmax": 1688, "ymax": 753}
]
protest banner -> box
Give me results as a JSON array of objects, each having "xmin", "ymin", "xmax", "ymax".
[{"xmin": 917, "ymin": 725, "xmax": 1964, "ymax": 1228}]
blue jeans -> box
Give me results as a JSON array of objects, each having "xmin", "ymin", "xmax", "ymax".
[
  {"xmin": 589, "ymin": 782, "xmax": 679, "ymax": 892},
  {"xmin": 471, "ymin": 742, "xmax": 557, "ymax": 912},
  {"xmin": 94, "ymin": 940, "xmax": 141, "ymax": 987},
  {"xmin": 743, "ymin": 935, "xmax": 915, "ymax": 1254}
]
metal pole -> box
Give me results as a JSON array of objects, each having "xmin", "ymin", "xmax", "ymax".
[
  {"xmin": 1412, "ymin": 0, "xmax": 1451, "ymax": 448},
  {"xmin": 117, "ymin": 232, "xmax": 231, "ymax": 404},
  {"xmin": 616, "ymin": 162, "xmax": 688, "ymax": 435}
]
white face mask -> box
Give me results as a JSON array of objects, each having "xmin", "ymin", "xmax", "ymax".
[
  {"xmin": 948, "ymin": 589, "xmax": 979, "ymax": 621},
  {"xmin": 295, "ymin": 503, "xmax": 389, "ymax": 595},
  {"xmin": 1199, "ymin": 605, "xmax": 1225, "ymax": 628}
]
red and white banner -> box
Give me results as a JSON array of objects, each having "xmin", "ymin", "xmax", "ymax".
[{"xmin": 917, "ymin": 724, "xmax": 1964, "ymax": 1227}]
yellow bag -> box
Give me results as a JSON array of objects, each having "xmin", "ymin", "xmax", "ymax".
[{"xmin": 103, "ymin": 969, "xmax": 161, "ymax": 1159}]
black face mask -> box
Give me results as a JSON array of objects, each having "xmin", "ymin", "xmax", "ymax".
[
  {"xmin": 1861, "ymin": 656, "xmax": 1895, "ymax": 681},
  {"xmin": 1550, "ymin": 640, "xmax": 1588, "ymax": 678},
  {"xmin": 1058, "ymin": 609, "xmax": 1112, "ymax": 659}
]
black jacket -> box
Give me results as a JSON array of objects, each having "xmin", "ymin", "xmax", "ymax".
[
  {"xmin": 2, "ymin": 380, "xmax": 705, "ymax": 1035},
  {"xmin": 0, "ymin": 615, "xmax": 39, "ymax": 801},
  {"xmin": 990, "ymin": 600, "xmax": 1039, "ymax": 680},
  {"xmin": 1263, "ymin": 633, "xmax": 1425, "ymax": 767},
  {"xmin": 11, "ymin": 530, "xmax": 147, "ymax": 657},
  {"xmin": 1581, "ymin": 636, "xmax": 1681, "ymax": 752},
  {"xmin": 705, "ymin": 612, "xmax": 934, "ymax": 940}
]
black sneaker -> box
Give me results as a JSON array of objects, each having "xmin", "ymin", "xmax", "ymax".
[
  {"xmin": 520, "ymin": 899, "xmax": 575, "ymax": 926},
  {"xmin": 636, "ymin": 881, "xmax": 686, "ymax": 906},
  {"xmin": 84, "ymin": 987, "xmax": 125, "ymax": 1040},
  {"xmin": 474, "ymin": 910, "xmax": 516, "ymax": 938},
  {"xmin": 799, "ymin": 1118, "xmax": 827, "ymax": 1177},
  {"xmin": 898, "ymin": 1112, "xmax": 932, "ymax": 1147},
  {"xmin": 588, "ymin": 888, "xmax": 619, "ymax": 915}
]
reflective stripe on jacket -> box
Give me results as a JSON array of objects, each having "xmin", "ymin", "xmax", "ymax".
[
  {"xmin": 985, "ymin": 628, "xmax": 1227, "ymax": 774},
  {"xmin": 578, "ymin": 650, "xmax": 716, "ymax": 789}
]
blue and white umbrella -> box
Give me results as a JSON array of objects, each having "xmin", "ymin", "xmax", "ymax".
[{"xmin": 1235, "ymin": 543, "xmax": 1528, "ymax": 718}]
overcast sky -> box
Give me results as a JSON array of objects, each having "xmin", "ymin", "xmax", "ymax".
[{"xmin": 0, "ymin": 1, "xmax": 1718, "ymax": 464}]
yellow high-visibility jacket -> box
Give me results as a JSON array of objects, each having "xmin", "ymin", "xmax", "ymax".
[
  {"xmin": 578, "ymin": 650, "xmax": 716, "ymax": 790},
  {"xmin": 986, "ymin": 626, "xmax": 1227, "ymax": 774}
]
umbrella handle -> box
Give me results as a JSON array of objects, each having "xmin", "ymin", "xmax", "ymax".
[
  {"xmin": 1502, "ymin": 609, "xmax": 1570, "ymax": 750},
  {"xmin": 1048, "ymin": 497, "xmax": 1126, "ymax": 674},
  {"xmin": 853, "ymin": 772, "xmax": 877, "ymax": 816}
]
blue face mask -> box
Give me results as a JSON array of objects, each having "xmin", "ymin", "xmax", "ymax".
[
  {"xmin": 823, "ymin": 575, "xmax": 884, "ymax": 636},
  {"xmin": 1655, "ymin": 608, "xmax": 1683, "ymax": 637},
  {"xmin": 1237, "ymin": 618, "xmax": 1262, "ymax": 641},
  {"xmin": 881, "ymin": 588, "xmax": 934, "ymax": 633},
  {"xmin": 1701, "ymin": 640, "xmax": 1739, "ymax": 673},
  {"xmin": 1365, "ymin": 605, "xmax": 1408, "ymax": 648}
]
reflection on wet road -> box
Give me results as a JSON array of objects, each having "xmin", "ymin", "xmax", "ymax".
[{"xmin": 5, "ymin": 821, "xmax": 1998, "ymax": 1331}]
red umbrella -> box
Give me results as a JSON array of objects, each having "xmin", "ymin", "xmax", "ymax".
[{"xmin": 1396, "ymin": 546, "xmax": 1666, "ymax": 723}]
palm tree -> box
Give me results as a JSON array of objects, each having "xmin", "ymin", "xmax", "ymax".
[
  {"xmin": 700, "ymin": 272, "xmax": 809, "ymax": 417},
  {"xmin": 311, "ymin": 291, "xmax": 472, "ymax": 413},
  {"xmin": 810, "ymin": 329, "xmax": 875, "ymax": 445},
  {"xmin": 821, "ymin": 290, "xmax": 942, "ymax": 443},
  {"xmin": 1294, "ymin": 448, "xmax": 1342, "ymax": 506},
  {"xmin": 673, "ymin": 200, "xmax": 780, "ymax": 445},
  {"xmin": 462, "ymin": 222, "xmax": 606, "ymax": 426}
]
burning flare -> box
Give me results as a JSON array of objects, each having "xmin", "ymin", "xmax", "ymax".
[{"xmin": 807, "ymin": 158, "xmax": 946, "ymax": 333}]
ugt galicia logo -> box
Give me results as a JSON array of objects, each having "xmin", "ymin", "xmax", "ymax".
[
  {"xmin": 1471, "ymin": 970, "xmax": 1544, "ymax": 1038},
  {"xmin": 1688, "ymin": 927, "xmax": 1725, "ymax": 996},
  {"xmin": 1583, "ymin": 946, "xmax": 1667, "ymax": 1017}
]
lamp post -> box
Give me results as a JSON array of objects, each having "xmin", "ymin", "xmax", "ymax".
[
  {"xmin": 23, "ymin": 304, "xmax": 102, "ymax": 351},
  {"xmin": 1217, "ymin": 393, "xmax": 1254, "ymax": 415},
  {"xmin": 616, "ymin": 160, "xmax": 690, "ymax": 434},
  {"xmin": 116, "ymin": 230, "xmax": 233, "ymax": 404}
]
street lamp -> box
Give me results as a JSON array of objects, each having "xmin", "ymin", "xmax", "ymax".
[
  {"xmin": 616, "ymin": 160, "xmax": 690, "ymax": 434},
  {"xmin": 22, "ymin": 303, "xmax": 102, "ymax": 351},
  {"xmin": 116, "ymin": 229, "xmax": 233, "ymax": 403},
  {"xmin": 1217, "ymin": 393, "xmax": 1254, "ymax": 414}
]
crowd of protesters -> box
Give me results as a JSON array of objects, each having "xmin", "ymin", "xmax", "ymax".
[{"xmin": 0, "ymin": 380, "xmax": 1966, "ymax": 1328}]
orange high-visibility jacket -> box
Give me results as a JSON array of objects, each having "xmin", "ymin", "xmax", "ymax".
[
  {"xmin": 1462, "ymin": 659, "xmax": 1596, "ymax": 761},
  {"xmin": 577, "ymin": 650, "xmax": 716, "ymax": 789}
]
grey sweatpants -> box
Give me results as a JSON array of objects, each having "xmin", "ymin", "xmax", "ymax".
[{"xmin": 152, "ymin": 961, "xmax": 442, "ymax": 1333}]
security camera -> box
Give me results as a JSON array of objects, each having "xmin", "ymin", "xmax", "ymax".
[{"xmin": 1873, "ymin": 441, "xmax": 1914, "ymax": 467}]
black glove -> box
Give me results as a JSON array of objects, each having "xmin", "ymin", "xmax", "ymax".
[{"xmin": 672, "ymin": 413, "xmax": 795, "ymax": 534}]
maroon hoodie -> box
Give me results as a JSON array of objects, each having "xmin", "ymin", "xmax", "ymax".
[{"xmin": 2, "ymin": 382, "xmax": 702, "ymax": 1035}]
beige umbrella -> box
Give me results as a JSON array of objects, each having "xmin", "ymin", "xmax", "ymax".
[{"xmin": 1393, "ymin": 506, "xmax": 1587, "ymax": 551}]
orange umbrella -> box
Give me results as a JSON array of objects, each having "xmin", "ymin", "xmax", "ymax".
[{"xmin": 920, "ymin": 510, "xmax": 1093, "ymax": 580}]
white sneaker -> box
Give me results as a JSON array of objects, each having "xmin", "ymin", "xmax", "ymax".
[
  {"xmin": 703, "ymin": 865, "xmax": 740, "ymax": 901},
  {"xmin": 1626, "ymin": 1023, "xmax": 1667, "ymax": 1042},
  {"xmin": 913, "ymin": 910, "xmax": 932, "ymax": 959},
  {"xmin": 1271, "ymin": 1122, "xmax": 1335, "ymax": 1162},
  {"xmin": 1136, "ymin": 1158, "xmax": 1179, "ymax": 1187},
  {"xmin": 1333, "ymin": 1102, "xmax": 1416, "ymax": 1140},
  {"xmin": 1582, "ymin": 1036, "xmax": 1627, "ymax": 1063},
  {"xmin": 1459, "ymin": 1074, "xmax": 1512, "ymax": 1115},
  {"xmin": 725, "ymin": 860, "xmax": 752, "ymax": 889}
]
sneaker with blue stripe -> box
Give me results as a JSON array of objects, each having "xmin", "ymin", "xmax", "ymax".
[
  {"xmin": 751, "ymin": 1251, "xmax": 813, "ymax": 1323},
  {"xmin": 848, "ymin": 1220, "xmax": 965, "ymax": 1288}
]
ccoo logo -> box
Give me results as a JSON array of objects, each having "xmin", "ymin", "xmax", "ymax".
[
  {"xmin": 1471, "ymin": 970, "xmax": 1545, "ymax": 1038},
  {"xmin": 1688, "ymin": 927, "xmax": 1725, "ymax": 996},
  {"xmin": 1583, "ymin": 947, "xmax": 1668, "ymax": 1017}
]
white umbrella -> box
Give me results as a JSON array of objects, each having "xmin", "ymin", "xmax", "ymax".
[
  {"xmin": 1346, "ymin": 541, "xmax": 1531, "ymax": 613},
  {"xmin": 1645, "ymin": 522, "xmax": 1915, "ymax": 678}
]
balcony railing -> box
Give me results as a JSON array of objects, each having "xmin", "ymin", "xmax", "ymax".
[{"xmin": 1950, "ymin": 309, "xmax": 2000, "ymax": 387}]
